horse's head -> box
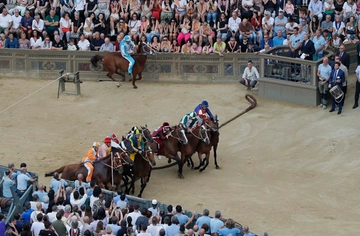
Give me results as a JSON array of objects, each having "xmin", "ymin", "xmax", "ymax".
[
  {"xmin": 200, "ymin": 125, "xmax": 210, "ymax": 144},
  {"xmin": 144, "ymin": 142, "xmax": 156, "ymax": 166},
  {"xmin": 204, "ymin": 117, "xmax": 218, "ymax": 132},
  {"xmin": 141, "ymin": 124, "xmax": 154, "ymax": 143},
  {"xmin": 140, "ymin": 42, "xmax": 156, "ymax": 55},
  {"xmin": 172, "ymin": 124, "xmax": 188, "ymax": 144},
  {"xmin": 121, "ymin": 138, "xmax": 135, "ymax": 154}
]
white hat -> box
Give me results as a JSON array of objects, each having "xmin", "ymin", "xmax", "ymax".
[{"xmin": 152, "ymin": 199, "xmax": 158, "ymax": 205}]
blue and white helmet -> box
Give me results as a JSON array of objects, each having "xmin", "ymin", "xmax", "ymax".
[{"xmin": 124, "ymin": 35, "xmax": 131, "ymax": 42}]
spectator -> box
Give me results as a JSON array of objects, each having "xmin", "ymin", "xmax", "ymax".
[
  {"xmin": 32, "ymin": 14, "xmax": 44, "ymax": 38},
  {"xmin": 241, "ymin": 0, "xmax": 253, "ymax": 19},
  {"xmin": 309, "ymin": 15, "xmax": 320, "ymax": 37},
  {"xmin": 242, "ymin": 225, "xmax": 255, "ymax": 236},
  {"xmin": 128, "ymin": 203, "xmax": 141, "ymax": 226},
  {"xmin": 273, "ymin": 30, "xmax": 284, "ymax": 46},
  {"xmin": 20, "ymin": 10, "xmax": 33, "ymax": 38},
  {"xmin": 31, "ymin": 184, "xmax": 47, "ymax": 203},
  {"xmin": 39, "ymin": 221, "xmax": 57, "ymax": 236},
  {"xmin": 113, "ymin": 33, "xmax": 124, "ymax": 51},
  {"xmin": 93, "ymin": 220, "xmax": 105, "ymax": 236},
  {"xmin": 17, "ymin": 167, "xmax": 36, "ymax": 198},
  {"xmin": 30, "ymin": 202, "xmax": 44, "ymax": 224},
  {"xmin": 171, "ymin": 39, "xmax": 180, "ymax": 52},
  {"xmin": 285, "ymin": 17, "xmax": 298, "ymax": 35},
  {"xmin": 92, "ymin": 193, "xmax": 105, "ymax": 214},
  {"xmin": 39, "ymin": 35, "xmax": 52, "ymax": 49},
  {"xmin": 323, "ymin": 0, "xmax": 335, "ymax": 20},
  {"xmin": 104, "ymin": 226, "xmax": 115, "ymax": 236},
  {"xmin": 74, "ymin": 0, "xmax": 86, "ymax": 21},
  {"xmin": 146, "ymin": 217, "xmax": 161, "ymax": 236},
  {"xmin": 312, "ymin": 30, "xmax": 325, "ymax": 59},
  {"xmin": 197, "ymin": 0, "xmax": 207, "ymax": 23},
  {"xmin": 91, "ymin": 31, "xmax": 104, "ymax": 50},
  {"xmin": 218, "ymin": 219, "xmax": 240, "ymax": 236},
  {"xmin": 31, "ymin": 213, "xmax": 45, "ymax": 236},
  {"xmin": 107, "ymin": 216, "xmax": 120, "ymax": 235},
  {"xmin": 190, "ymin": 41, "xmax": 202, "ymax": 54},
  {"xmin": 60, "ymin": 0, "xmax": 74, "ymax": 18},
  {"xmin": 135, "ymin": 208, "xmax": 149, "ymax": 232},
  {"xmin": 49, "ymin": 172, "xmax": 67, "ymax": 195},
  {"xmin": 216, "ymin": 13, "xmax": 228, "ymax": 42},
  {"xmin": 3, "ymin": 169, "xmax": 14, "ymax": 199},
  {"xmin": 263, "ymin": 0, "xmax": 276, "ymax": 15},
  {"xmin": 190, "ymin": 16, "xmax": 200, "ymax": 43},
  {"xmin": 333, "ymin": 14, "xmax": 345, "ymax": 38},
  {"xmin": 343, "ymin": 0, "xmax": 356, "ymax": 22},
  {"xmin": 52, "ymin": 211, "xmax": 67, "ymax": 236},
  {"xmin": 196, "ymin": 209, "xmax": 211, "ymax": 234},
  {"xmin": 11, "ymin": 9, "xmax": 22, "ymax": 37},
  {"xmin": 320, "ymin": 14, "xmax": 333, "ymax": 33},
  {"xmin": 150, "ymin": 35, "xmax": 161, "ymax": 51},
  {"xmin": 284, "ymin": 0, "xmax": 295, "ymax": 18},
  {"xmin": 81, "ymin": 216, "xmax": 93, "ymax": 236},
  {"xmin": 226, "ymin": 11, "xmax": 240, "ymax": 42},
  {"xmin": 93, "ymin": 13, "xmax": 106, "ymax": 38},
  {"xmin": 83, "ymin": 12, "xmax": 95, "ymax": 41},
  {"xmin": 353, "ymin": 61, "xmax": 360, "ymax": 109},
  {"xmin": 262, "ymin": 11, "xmax": 274, "ymax": 38},
  {"xmin": 45, "ymin": 9, "xmax": 59, "ymax": 39},
  {"xmin": 274, "ymin": 10, "xmax": 287, "ymax": 38},
  {"xmin": 206, "ymin": 0, "xmax": 217, "ymax": 25},
  {"xmin": 239, "ymin": 18, "xmax": 254, "ymax": 45},
  {"xmin": 60, "ymin": 12, "xmax": 72, "ymax": 42},
  {"xmin": 308, "ymin": 0, "xmax": 323, "ymax": 22},
  {"xmin": 35, "ymin": 0, "xmax": 49, "ymax": 19},
  {"xmin": 260, "ymin": 34, "xmax": 273, "ymax": 50},
  {"xmin": 213, "ymin": 37, "xmax": 225, "ymax": 56},
  {"xmin": 202, "ymin": 41, "xmax": 213, "ymax": 54},
  {"xmin": 0, "ymin": 8, "xmax": 13, "ymax": 34},
  {"xmin": 21, "ymin": 204, "xmax": 35, "ymax": 229},
  {"xmin": 70, "ymin": 186, "xmax": 87, "ymax": 208},
  {"xmin": 345, "ymin": 16, "xmax": 358, "ymax": 43},
  {"xmin": 165, "ymin": 216, "xmax": 179, "ymax": 236},
  {"xmin": 99, "ymin": 37, "xmax": 114, "ymax": 51},
  {"xmin": 300, "ymin": 18, "xmax": 310, "ymax": 35},
  {"xmin": 161, "ymin": 36, "xmax": 171, "ymax": 52},
  {"xmin": 199, "ymin": 22, "xmax": 213, "ymax": 47},
  {"xmin": 300, "ymin": 33, "xmax": 315, "ymax": 60},
  {"xmin": 329, "ymin": 61, "xmax": 345, "ymax": 114},
  {"xmin": 210, "ymin": 210, "xmax": 223, "ymax": 234},
  {"xmin": 77, "ymin": 32, "xmax": 90, "ymax": 50},
  {"xmin": 336, "ymin": 44, "xmax": 350, "ymax": 69},
  {"xmin": 251, "ymin": 11, "xmax": 262, "ymax": 42},
  {"xmin": 288, "ymin": 27, "xmax": 302, "ymax": 58}
]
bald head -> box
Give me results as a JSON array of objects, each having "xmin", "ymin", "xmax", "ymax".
[
  {"xmin": 83, "ymin": 216, "xmax": 90, "ymax": 224},
  {"xmin": 323, "ymin": 57, "xmax": 328, "ymax": 65},
  {"xmin": 36, "ymin": 202, "xmax": 42, "ymax": 210}
]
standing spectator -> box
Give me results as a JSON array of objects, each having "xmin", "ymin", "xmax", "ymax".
[
  {"xmin": 329, "ymin": 62, "xmax": 345, "ymax": 114},
  {"xmin": 14, "ymin": 213, "xmax": 24, "ymax": 234},
  {"xmin": 174, "ymin": 205, "xmax": 190, "ymax": 226},
  {"xmin": 128, "ymin": 204, "xmax": 141, "ymax": 226},
  {"xmin": 210, "ymin": 210, "xmax": 223, "ymax": 234},
  {"xmin": 218, "ymin": 219, "xmax": 240, "ymax": 236},
  {"xmin": 239, "ymin": 60, "xmax": 259, "ymax": 90},
  {"xmin": 39, "ymin": 221, "xmax": 57, "ymax": 236},
  {"xmin": 312, "ymin": 30, "xmax": 325, "ymax": 59},
  {"xmin": 353, "ymin": 64, "xmax": 360, "ymax": 109},
  {"xmin": 317, "ymin": 57, "xmax": 332, "ymax": 109},
  {"xmin": 0, "ymin": 8, "xmax": 12, "ymax": 34},
  {"xmin": 20, "ymin": 10, "xmax": 33, "ymax": 38},
  {"xmin": 226, "ymin": 11, "xmax": 240, "ymax": 42},
  {"xmin": 70, "ymin": 186, "xmax": 88, "ymax": 208},
  {"xmin": 146, "ymin": 217, "xmax": 161, "ymax": 236},
  {"xmin": 2, "ymin": 169, "xmax": 15, "ymax": 198},
  {"xmin": 31, "ymin": 213, "xmax": 45, "ymax": 236},
  {"xmin": 49, "ymin": 172, "xmax": 67, "ymax": 195},
  {"xmin": 135, "ymin": 208, "xmax": 149, "ymax": 232},
  {"xmin": 273, "ymin": 30, "xmax": 284, "ymax": 46},
  {"xmin": 274, "ymin": 10, "xmax": 287, "ymax": 38},
  {"xmin": 336, "ymin": 44, "xmax": 350, "ymax": 69},
  {"xmin": 99, "ymin": 37, "xmax": 114, "ymax": 51},
  {"xmin": 262, "ymin": 11, "xmax": 274, "ymax": 38},
  {"xmin": 216, "ymin": 13, "xmax": 228, "ymax": 42},
  {"xmin": 300, "ymin": 34, "xmax": 315, "ymax": 60},
  {"xmin": 32, "ymin": 14, "xmax": 45, "ymax": 38},
  {"xmin": 196, "ymin": 209, "xmax": 211, "ymax": 234},
  {"xmin": 288, "ymin": 27, "xmax": 302, "ymax": 58},
  {"xmin": 213, "ymin": 37, "xmax": 225, "ymax": 56},
  {"xmin": 308, "ymin": 0, "xmax": 323, "ymax": 22},
  {"xmin": 45, "ymin": 9, "xmax": 59, "ymax": 39},
  {"xmin": 51, "ymin": 34, "xmax": 65, "ymax": 50},
  {"xmin": 35, "ymin": 0, "xmax": 49, "ymax": 20},
  {"xmin": 17, "ymin": 167, "xmax": 36, "ymax": 197},
  {"xmin": 242, "ymin": 225, "xmax": 255, "ymax": 236},
  {"xmin": 165, "ymin": 216, "xmax": 179, "ymax": 236},
  {"xmin": 30, "ymin": 202, "xmax": 44, "ymax": 224}
]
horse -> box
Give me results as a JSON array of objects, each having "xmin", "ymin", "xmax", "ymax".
[
  {"xmin": 45, "ymin": 148, "xmax": 133, "ymax": 190},
  {"xmin": 194, "ymin": 116, "xmax": 220, "ymax": 172},
  {"xmin": 178, "ymin": 125, "xmax": 210, "ymax": 177},
  {"xmin": 90, "ymin": 43, "xmax": 153, "ymax": 89}
]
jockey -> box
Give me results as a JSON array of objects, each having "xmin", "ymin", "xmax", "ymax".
[
  {"xmin": 152, "ymin": 122, "xmax": 172, "ymax": 159},
  {"xmin": 180, "ymin": 111, "xmax": 203, "ymax": 132},
  {"xmin": 110, "ymin": 133, "xmax": 119, "ymax": 144},
  {"xmin": 194, "ymin": 100, "xmax": 215, "ymax": 121},
  {"xmin": 99, "ymin": 137, "xmax": 111, "ymax": 158},
  {"xmin": 81, "ymin": 142, "xmax": 101, "ymax": 183},
  {"xmin": 120, "ymin": 35, "xmax": 136, "ymax": 75},
  {"xmin": 128, "ymin": 128, "xmax": 145, "ymax": 161}
]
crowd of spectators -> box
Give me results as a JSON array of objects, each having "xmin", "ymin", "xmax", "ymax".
[
  {"xmin": 1, "ymin": 163, "xmax": 267, "ymax": 236},
  {"xmin": 0, "ymin": 0, "xmax": 358, "ymax": 56}
]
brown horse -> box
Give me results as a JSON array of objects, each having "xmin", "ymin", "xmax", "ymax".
[
  {"xmin": 45, "ymin": 150, "xmax": 133, "ymax": 190},
  {"xmin": 90, "ymin": 43, "xmax": 153, "ymax": 89},
  {"xmin": 194, "ymin": 116, "xmax": 220, "ymax": 171}
]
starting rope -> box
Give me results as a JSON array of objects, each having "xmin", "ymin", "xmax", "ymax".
[{"xmin": 152, "ymin": 94, "xmax": 257, "ymax": 170}]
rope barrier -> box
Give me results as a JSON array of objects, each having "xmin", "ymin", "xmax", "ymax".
[{"xmin": 0, "ymin": 77, "xmax": 62, "ymax": 115}]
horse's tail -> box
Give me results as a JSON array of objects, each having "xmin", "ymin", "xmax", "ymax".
[
  {"xmin": 44, "ymin": 165, "xmax": 66, "ymax": 177},
  {"xmin": 90, "ymin": 55, "xmax": 104, "ymax": 68}
]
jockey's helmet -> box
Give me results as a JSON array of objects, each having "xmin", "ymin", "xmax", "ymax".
[
  {"xmin": 201, "ymin": 100, "xmax": 209, "ymax": 107},
  {"xmin": 110, "ymin": 133, "xmax": 118, "ymax": 140},
  {"xmin": 162, "ymin": 122, "xmax": 170, "ymax": 127},
  {"xmin": 93, "ymin": 142, "xmax": 101, "ymax": 147},
  {"xmin": 134, "ymin": 129, "xmax": 141, "ymax": 137},
  {"xmin": 104, "ymin": 137, "xmax": 111, "ymax": 143},
  {"xmin": 124, "ymin": 35, "xmax": 131, "ymax": 42}
]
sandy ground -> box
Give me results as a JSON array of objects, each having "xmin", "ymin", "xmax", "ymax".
[{"xmin": 0, "ymin": 78, "xmax": 359, "ymax": 236}]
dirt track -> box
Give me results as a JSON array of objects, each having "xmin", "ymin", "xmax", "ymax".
[{"xmin": 0, "ymin": 78, "xmax": 359, "ymax": 236}]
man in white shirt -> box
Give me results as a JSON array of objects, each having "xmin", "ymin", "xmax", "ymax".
[
  {"xmin": 285, "ymin": 17, "xmax": 299, "ymax": 35},
  {"xmin": 11, "ymin": 9, "xmax": 21, "ymax": 37},
  {"xmin": 0, "ymin": 8, "xmax": 12, "ymax": 34},
  {"xmin": 262, "ymin": 11, "xmax": 274, "ymax": 38},
  {"xmin": 32, "ymin": 14, "xmax": 44, "ymax": 35},
  {"xmin": 239, "ymin": 60, "xmax": 260, "ymax": 91},
  {"xmin": 128, "ymin": 204, "xmax": 141, "ymax": 226},
  {"xmin": 226, "ymin": 11, "xmax": 241, "ymax": 42},
  {"xmin": 70, "ymin": 186, "xmax": 88, "ymax": 208},
  {"xmin": 147, "ymin": 217, "xmax": 162, "ymax": 236},
  {"xmin": 31, "ymin": 213, "xmax": 45, "ymax": 236}
]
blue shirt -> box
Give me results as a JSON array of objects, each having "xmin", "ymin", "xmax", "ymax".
[
  {"xmin": 32, "ymin": 190, "xmax": 48, "ymax": 202},
  {"xmin": 165, "ymin": 224, "xmax": 180, "ymax": 236},
  {"xmin": 218, "ymin": 227, "xmax": 240, "ymax": 236},
  {"xmin": 289, "ymin": 33, "xmax": 302, "ymax": 49},
  {"xmin": 74, "ymin": 180, "xmax": 90, "ymax": 189},
  {"xmin": 20, "ymin": 209, "xmax": 34, "ymax": 224},
  {"xmin": 108, "ymin": 224, "xmax": 121, "ymax": 235},
  {"xmin": 5, "ymin": 38, "xmax": 18, "ymax": 48},
  {"xmin": 196, "ymin": 216, "xmax": 211, "ymax": 233},
  {"xmin": 2, "ymin": 176, "xmax": 15, "ymax": 198},
  {"xmin": 318, "ymin": 63, "xmax": 332, "ymax": 80},
  {"xmin": 274, "ymin": 16, "xmax": 287, "ymax": 33},
  {"xmin": 273, "ymin": 36, "xmax": 284, "ymax": 47},
  {"xmin": 49, "ymin": 179, "xmax": 67, "ymax": 194},
  {"xmin": 0, "ymin": 221, "xmax": 5, "ymax": 236},
  {"xmin": 194, "ymin": 104, "xmax": 215, "ymax": 121},
  {"xmin": 175, "ymin": 213, "xmax": 190, "ymax": 225},
  {"xmin": 312, "ymin": 36, "xmax": 325, "ymax": 54},
  {"xmin": 113, "ymin": 195, "xmax": 129, "ymax": 205},
  {"xmin": 210, "ymin": 218, "xmax": 224, "ymax": 233},
  {"xmin": 17, "ymin": 173, "xmax": 30, "ymax": 191},
  {"xmin": 244, "ymin": 233, "xmax": 255, "ymax": 236}
]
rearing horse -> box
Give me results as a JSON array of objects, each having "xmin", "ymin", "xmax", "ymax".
[{"xmin": 90, "ymin": 43, "xmax": 153, "ymax": 89}]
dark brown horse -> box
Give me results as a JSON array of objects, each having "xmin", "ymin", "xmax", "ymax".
[
  {"xmin": 45, "ymin": 150, "xmax": 133, "ymax": 190},
  {"xmin": 194, "ymin": 116, "xmax": 220, "ymax": 171},
  {"xmin": 90, "ymin": 43, "xmax": 153, "ymax": 89}
]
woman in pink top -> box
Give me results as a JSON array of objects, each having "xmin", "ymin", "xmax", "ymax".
[{"xmin": 190, "ymin": 41, "xmax": 202, "ymax": 54}]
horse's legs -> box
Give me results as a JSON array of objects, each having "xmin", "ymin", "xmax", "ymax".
[
  {"xmin": 187, "ymin": 157, "xmax": 194, "ymax": 169},
  {"xmin": 138, "ymin": 177, "xmax": 147, "ymax": 198},
  {"xmin": 213, "ymin": 143, "xmax": 219, "ymax": 169},
  {"xmin": 194, "ymin": 152, "xmax": 203, "ymax": 170},
  {"xmin": 132, "ymin": 73, "xmax": 137, "ymax": 89},
  {"xmin": 122, "ymin": 174, "xmax": 130, "ymax": 194},
  {"xmin": 200, "ymin": 152, "xmax": 210, "ymax": 172},
  {"xmin": 129, "ymin": 173, "xmax": 135, "ymax": 195},
  {"xmin": 115, "ymin": 70, "xmax": 125, "ymax": 82},
  {"xmin": 135, "ymin": 72, "xmax": 142, "ymax": 81},
  {"xmin": 146, "ymin": 168, "xmax": 152, "ymax": 183},
  {"xmin": 106, "ymin": 65, "xmax": 120, "ymax": 87},
  {"xmin": 174, "ymin": 155, "xmax": 184, "ymax": 179}
]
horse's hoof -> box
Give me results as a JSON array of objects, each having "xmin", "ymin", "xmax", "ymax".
[
  {"xmin": 168, "ymin": 159, "xmax": 171, "ymax": 164},
  {"xmin": 137, "ymin": 194, "xmax": 142, "ymax": 198},
  {"xmin": 194, "ymin": 166, "xmax": 199, "ymax": 170},
  {"xmin": 199, "ymin": 168, "xmax": 204, "ymax": 172},
  {"xmin": 187, "ymin": 163, "xmax": 190, "ymax": 168},
  {"xmin": 116, "ymin": 83, "xmax": 120, "ymax": 87},
  {"xmin": 178, "ymin": 174, "xmax": 184, "ymax": 179},
  {"xmin": 216, "ymin": 165, "xmax": 220, "ymax": 169},
  {"xmin": 191, "ymin": 166, "xmax": 194, "ymax": 170},
  {"xmin": 133, "ymin": 86, "xmax": 138, "ymax": 89}
]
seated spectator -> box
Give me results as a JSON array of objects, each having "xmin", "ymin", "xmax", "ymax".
[
  {"xmin": 159, "ymin": 20, "xmax": 169, "ymax": 41},
  {"xmin": 190, "ymin": 41, "xmax": 202, "ymax": 54},
  {"xmin": 146, "ymin": 16, "xmax": 159, "ymax": 43},
  {"xmin": 116, "ymin": 18, "xmax": 128, "ymax": 35},
  {"xmin": 84, "ymin": 12, "xmax": 95, "ymax": 41},
  {"xmin": 285, "ymin": 18, "xmax": 299, "ymax": 35},
  {"xmin": 196, "ymin": 209, "xmax": 211, "ymax": 234},
  {"xmin": 161, "ymin": 0, "xmax": 174, "ymax": 23},
  {"xmin": 242, "ymin": 225, "xmax": 255, "ymax": 236},
  {"xmin": 93, "ymin": 13, "xmax": 106, "ymax": 38},
  {"xmin": 150, "ymin": 35, "xmax": 161, "ymax": 51},
  {"xmin": 100, "ymin": 37, "xmax": 114, "ymax": 51},
  {"xmin": 168, "ymin": 19, "xmax": 177, "ymax": 42},
  {"xmin": 199, "ymin": 22, "xmax": 213, "ymax": 46},
  {"xmin": 71, "ymin": 11, "xmax": 83, "ymax": 41},
  {"xmin": 308, "ymin": 0, "xmax": 323, "ymax": 22},
  {"xmin": 210, "ymin": 210, "xmax": 223, "ymax": 233},
  {"xmin": 251, "ymin": 11, "xmax": 262, "ymax": 41},
  {"xmin": 139, "ymin": 15, "xmax": 149, "ymax": 37},
  {"xmin": 260, "ymin": 34, "xmax": 273, "ymax": 50},
  {"xmin": 171, "ymin": 39, "xmax": 180, "ymax": 52},
  {"xmin": 273, "ymin": 30, "xmax": 285, "ymax": 46},
  {"xmin": 190, "ymin": 16, "xmax": 200, "ymax": 43},
  {"xmin": 226, "ymin": 11, "xmax": 240, "ymax": 42},
  {"xmin": 197, "ymin": 0, "xmax": 207, "ymax": 23},
  {"xmin": 45, "ymin": 9, "xmax": 59, "ymax": 39},
  {"xmin": 60, "ymin": 0, "xmax": 73, "ymax": 18},
  {"xmin": 284, "ymin": 0, "xmax": 295, "ymax": 18},
  {"xmin": 109, "ymin": 1, "xmax": 120, "ymax": 36},
  {"xmin": 239, "ymin": 36, "xmax": 249, "ymax": 53},
  {"xmin": 177, "ymin": 16, "xmax": 191, "ymax": 45},
  {"xmin": 202, "ymin": 41, "xmax": 213, "ymax": 54},
  {"xmin": 11, "ymin": 9, "xmax": 22, "ymax": 38},
  {"xmin": 323, "ymin": 0, "xmax": 335, "ymax": 21},
  {"xmin": 35, "ymin": 0, "xmax": 49, "ymax": 20},
  {"xmin": 51, "ymin": 34, "xmax": 65, "ymax": 50},
  {"xmin": 160, "ymin": 36, "xmax": 171, "ymax": 52},
  {"xmin": 300, "ymin": 18, "xmax": 310, "ymax": 34},
  {"xmin": 262, "ymin": 11, "xmax": 274, "ymax": 38},
  {"xmin": 2, "ymin": 169, "xmax": 15, "ymax": 198},
  {"xmin": 128, "ymin": 13, "xmax": 141, "ymax": 43},
  {"xmin": 213, "ymin": 37, "xmax": 225, "ymax": 56},
  {"xmin": 0, "ymin": 8, "xmax": 12, "ymax": 34},
  {"xmin": 21, "ymin": 10, "xmax": 33, "ymax": 39},
  {"xmin": 32, "ymin": 14, "xmax": 44, "ymax": 38},
  {"xmin": 321, "ymin": 14, "xmax": 333, "ymax": 33},
  {"xmin": 226, "ymin": 36, "xmax": 239, "ymax": 53},
  {"xmin": 114, "ymin": 33, "xmax": 124, "ymax": 52},
  {"xmin": 263, "ymin": 0, "xmax": 276, "ymax": 15},
  {"xmin": 91, "ymin": 31, "xmax": 104, "ymax": 50},
  {"xmin": 239, "ymin": 18, "xmax": 254, "ymax": 44},
  {"xmin": 186, "ymin": 0, "xmax": 196, "ymax": 20},
  {"xmin": 345, "ymin": 16, "xmax": 358, "ymax": 43},
  {"xmin": 274, "ymin": 10, "xmax": 287, "ymax": 38},
  {"xmin": 60, "ymin": 12, "xmax": 72, "ymax": 43},
  {"xmin": 309, "ymin": 15, "xmax": 320, "ymax": 37},
  {"xmin": 26, "ymin": 0, "xmax": 36, "ymax": 17},
  {"xmin": 165, "ymin": 216, "xmax": 179, "ymax": 236},
  {"xmin": 40, "ymin": 35, "xmax": 52, "ymax": 49},
  {"xmin": 333, "ymin": 14, "xmax": 345, "ymax": 39},
  {"xmin": 343, "ymin": 0, "xmax": 356, "ymax": 22},
  {"xmin": 216, "ymin": 13, "xmax": 228, "ymax": 42}
]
